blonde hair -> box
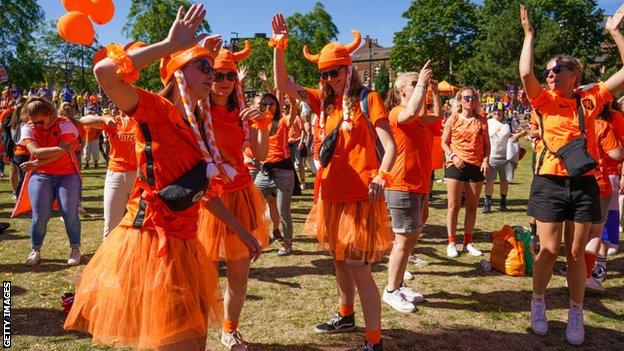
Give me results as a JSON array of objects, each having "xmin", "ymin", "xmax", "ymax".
[
  {"xmin": 22, "ymin": 97, "xmax": 56, "ymax": 122},
  {"xmin": 452, "ymin": 87, "xmax": 482, "ymax": 115},
  {"xmin": 57, "ymin": 102, "xmax": 76, "ymax": 121},
  {"xmin": 386, "ymin": 71, "xmax": 418, "ymax": 110}
]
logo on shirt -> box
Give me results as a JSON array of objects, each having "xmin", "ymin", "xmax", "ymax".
[{"xmin": 581, "ymin": 98, "xmax": 595, "ymax": 111}]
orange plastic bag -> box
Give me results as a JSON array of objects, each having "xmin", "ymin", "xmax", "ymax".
[{"xmin": 490, "ymin": 225, "xmax": 526, "ymax": 276}]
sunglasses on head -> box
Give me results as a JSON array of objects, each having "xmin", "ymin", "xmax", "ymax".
[
  {"xmin": 319, "ymin": 67, "xmax": 342, "ymax": 80},
  {"xmin": 543, "ymin": 64, "xmax": 573, "ymax": 78},
  {"xmin": 193, "ymin": 58, "xmax": 214, "ymax": 75},
  {"xmin": 462, "ymin": 95, "xmax": 477, "ymax": 102},
  {"xmin": 214, "ymin": 71, "xmax": 238, "ymax": 83}
]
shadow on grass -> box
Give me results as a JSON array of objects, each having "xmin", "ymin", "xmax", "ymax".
[
  {"xmin": 0, "ymin": 254, "xmax": 94, "ymax": 274},
  {"xmin": 0, "ymin": 231, "xmax": 28, "ymax": 241}
]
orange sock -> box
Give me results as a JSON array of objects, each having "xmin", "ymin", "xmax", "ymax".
[
  {"xmin": 223, "ymin": 319, "xmax": 239, "ymax": 333},
  {"xmin": 448, "ymin": 234, "xmax": 457, "ymax": 244},
  {"xmin": 339, "ymin": 304, "xmax": 354, "ymax": 317},
  {"xmin": 585, "ymin": 253, "xmax": 596, "ymax": 278},
  {"xmin": 365, "ymin": 329, "xmax": 381, "ymax": 344},
  {"xmin": 463, "ymin": 232, "xmax": 473, "ymax": 244}
]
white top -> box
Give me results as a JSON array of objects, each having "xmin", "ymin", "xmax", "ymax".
[{"xmin": 488, "ymin": 118, "xmax": 511, "ymax": 160}]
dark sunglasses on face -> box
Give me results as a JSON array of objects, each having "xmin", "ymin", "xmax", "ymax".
[
  {"xmin": 319, "ymin": 67, "xmax": 342, "ymax": 80},
  {"xmin": 462, "ymin": 95, "xmax": 477, "ymax": 102},
  {"xmin": 260, "ymin": 101, "xmax": 276, "ymax": 111},
  {"xmin": 214, "ymin": 71, "xmax": 238, "ymax": 83},
  {"xmin": 194, "ymin": 58, "xmax": 214, "ymax": 75},
  {"xmin": 543, "ymin": 64, "xmax": 572, "ymax": 78}
]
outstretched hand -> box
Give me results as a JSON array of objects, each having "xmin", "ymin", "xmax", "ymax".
[
  {"xmin": 606, "ymin": 4, "xmax": 624, "ymax": 33},
  {"xmin": 271, "ymin": 13, "xmax": 289, "ymax": 39},
  {"xmin": 165, "ymin": 4, "xmax": 208, "ymax": 52},
  {"xmin": 203, "ymin": 35, "xmax": 222, "ymax": 57},
  {"xmin": 417, "ymin": 60, "xmax": 433, "ymax": 87},
  {"xmin": 238, "ymin": 65, "xmax": 248, "ymax": 82},
  {"xmin": 520, "ymin": 5, "xmax": 534, "ymax": 36}
]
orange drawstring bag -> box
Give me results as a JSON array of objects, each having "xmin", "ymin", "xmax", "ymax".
[{"xmin": 490, "ymin": 224, "xmax": 526, "ymax": 276}]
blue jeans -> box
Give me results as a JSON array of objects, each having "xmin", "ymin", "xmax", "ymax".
[
  {"xmin": 28, "ymin": 172, "xmax": 81, "ymax": 249},
  {"xmin": 255, "ymin": 169, "xmax": 295, "ymax": 240}
]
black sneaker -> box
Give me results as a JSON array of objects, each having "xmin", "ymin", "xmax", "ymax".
[
  {"xmin": 357, "ymin": 341, "xmax": 383, "ymax": 351},
  {"xmin": 500, "ymin": 203, "xmax": 509, "ymax": 212},
  {"xmin": 592, "ymin": 265, "xmax": 607, "ymax": 283},
  {"xmin": 314, "ymin": 313, "xmax": 355, "ymax": 334},
  {"xmin": 270, "ymin": 229, "xmax": 284, "ymax": 244},
  {"xmin": 0, "ymin": 222, "xmax": 10, "ymax": 235}
]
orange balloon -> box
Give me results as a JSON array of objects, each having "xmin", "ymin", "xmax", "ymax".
[
  {"xmin": 93, "ymin": 47, "xmax": 108, "ymax": 65},
  {"xmin": 89, "ymin": 0, "xmax": 115, "ymax": 25},
  {"xmin": 57, "ymin": 11, "xmax": 95, "ymax": 45},
  {"xmin": 61, "ymin": 0, "xmax": 93, "ymax": 14}
]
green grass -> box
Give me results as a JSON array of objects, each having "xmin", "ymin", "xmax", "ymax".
[{"xmin": 2, "ymin": 143, "xmax": 624, "ymax": 351}]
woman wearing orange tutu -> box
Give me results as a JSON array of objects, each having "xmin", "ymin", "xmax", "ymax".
[
  {"xmin": 271, "ymin": 14, "xmax": 396, "ymax": 351},
  {"xmin": 63, "ymin": 5, "xmax": 261, "ymax": 351},
  {"xmin": 195, "ymin": 43, "xmax": 270, "ymax": 350}
]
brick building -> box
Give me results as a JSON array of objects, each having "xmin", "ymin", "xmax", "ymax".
[{"xmin": 352, "ymin": 36, "xmax": 392, "ymax": 87}]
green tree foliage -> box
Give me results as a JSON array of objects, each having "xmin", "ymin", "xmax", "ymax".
[
  {"xmin": 123, "ymin": 0, "xmax": 211, "ymax": 91},
  {"xmin": 390, "ymin": 0, "xmax": 478, "ymax": 84},
  {"xmin": 374, "ymin": 66, "xmax": 390, "ymax": 99},
  {"xmin": 463, "ymin": 0, "xmax": 605, "ymax": 90},
  {"xmin": 0, "ymin": 0, "xmax": 45, "ymax": 90},
  {"xmin": 238, "ymin": 38, "xmax": 273, "ymax": 93},
  {"xmin": 39, "ymin": 21, "xmax": 100, "ymax": 93}
]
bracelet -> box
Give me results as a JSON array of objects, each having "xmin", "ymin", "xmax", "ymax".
[
  {"xmin": 268, "ymin": 35, "xmax": 288, "ymax": 50},
  {"xmin": 370, "ymin": 169, "xmax": 393, "ymax": 185},
  {"xmin": 447, "ymin": 152, "xmax": 456, "ymax": 159},
  {"xmin": 106, "ymin": 43, "xmax": 140, "ymax": 84}
]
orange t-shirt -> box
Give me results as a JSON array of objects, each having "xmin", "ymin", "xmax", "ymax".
[
  {"xmin": 85, "ymin": 126, "xmax": 101, "ymax": 141},
  {"xmin": 445, "ymin": 113, "xmax": 488, "ymax": 167},
  {"xmin": 595, "ymin": 119, "xmax": 620, "ymax": 198},
  {"xmin": 312, "ymin": 114, "xmax": 322, "ymax": 161},
  {"xmin": 604, "ymin": 110, "xmax": 624, "ymax": 175},
  {"xmin": 264, "ymin": 117, "xmax": 290, "ymax": 164},
  {"xmin": 531, "ymin": 83, "xmax": 612, "ymax": 176},
  {"xmin": 288, "ymin": 115, "xmax": 303, "ymax": 143},
  {"xmin": 0, "ymin": 108, "xmax": 14, "ymax": 153},
  {"xmin": 105, "ymin": 116, "xmax": 138, "ymax": 173},
  {"xmin": 428, "ymin": 117, "xmax": 444, "ymax": 170},
  {"xmin": 305, "ymin": 88, "xmax": 387, "ymax": 203},
  {"xmin": 386, "ymin": 105, "xmax": 432, "ymax": 194},
  {"xmin": 119, "ymin": 88, "xmax": 206, "ymax": 245},
  {"xmin": 19, "ymin": 117, "xmax": 79, "ymax": 175},
  {"xmin": 89, "ymin": 94, "xmax": 98, "ymax": 104},
  {"xmin": 210, "ymin": 105, "xmax": 252, "ymax": 192}
]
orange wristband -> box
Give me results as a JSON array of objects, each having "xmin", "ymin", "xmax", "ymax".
[
  {"xmin": 370, "ymin": 169, "xmax": 392, "ymax": 185},
  {"xmin": 106, "ymin": 43, "xmax": 140, "ymax": 84},
  {"xmin": 268, "ymin": 36, "xmax": 288, "ymax": 49},
  {"xmin": 250, "ymin": 111, "xmax": 273, "ymax": 131}
]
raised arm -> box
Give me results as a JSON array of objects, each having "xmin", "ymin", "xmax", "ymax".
[
  {"xmin": 94, "ymin": 4, "xmax": 209, "ymax": 112},
  {"xmin": 258, "ymin": 71, "xmax": 275, "ymax": 95},
  {"xmin": 397, "ymin": 60, "xmax": 432, "ymax": 125},
  {"xmin": 604, "ymin": 9, "xmax": 624, "ymax": 94},
  {"xmin": 519, "ymin": 5, "xmax": 541, "ymax": 99},
  {"xmin": 79, "ymin": 114, "xmax": 117, "ymax": 130},
  {"xmin": 271, "ymin": 13, "xmax": 309, "ymax": 103},
  {"xmin": 420, "ymin": 79, "xmax": 443, "ymax": 125}
]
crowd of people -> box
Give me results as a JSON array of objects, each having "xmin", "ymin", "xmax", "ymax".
[{"xmin": 1, "ymin": 3, "xmax": 624, "ymax": 351}]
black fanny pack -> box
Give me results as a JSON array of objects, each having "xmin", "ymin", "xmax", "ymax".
[
  {"xmin": 536, "ymin": 95, "xmax": 597, "ymax": 178},
  {"xmin": 319, "ymin": 123, "xmax": 340, "ymax": 168},
  {"xmin": 157, "ymin": 160, "xmax": 209, "ymax": 211}
]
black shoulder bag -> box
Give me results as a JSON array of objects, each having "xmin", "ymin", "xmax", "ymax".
[
  {"xmin": 157, "ymin": 160, "xmax": 209, "ymax": 211},
  {"xmin": 535, "ymin": 95, "xmax": 597, "ymax": 177}
]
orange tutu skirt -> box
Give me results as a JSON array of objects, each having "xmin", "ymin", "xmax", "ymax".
[
  {"xmin": 304, "ymin": 198, "xmax": 393, "ymax": 263},
  {"xmin": 64, "ymin": 226, "xmax": 223, "ymax": 350},
  {"xmin": 197, "ymin": 183, "xmax": 269, "ymax": 261}
]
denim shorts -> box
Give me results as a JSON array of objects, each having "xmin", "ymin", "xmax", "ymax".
[{"xmin": 384, "ymin": 190, "xmax": 425, "ymax": 234}]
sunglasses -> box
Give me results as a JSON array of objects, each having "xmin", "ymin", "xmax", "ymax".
[
  {"xmin": 193, "ymin": 58, "xmax": 214, "ymax": 75},
  {"xmin": 214, "ymin": 71, "xmax": 238, "ymax": 83},
  {"xmin": 462, "ymin": 95, "xmax": 477, "ymax": 102},
  {"xmin": 260, "ymin": 101, "xmax": 276, "ymax": 111},
  {"xmin": 319, "ymin": 67, "xmax": 342, "ymax": 80},
  {"xmin": 543, "ymin": 64, "xmax": 573, "ymax": 78}
]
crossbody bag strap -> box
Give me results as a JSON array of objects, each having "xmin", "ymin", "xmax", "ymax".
[
  {"xmin": 535, "ymin": 109, "xmax": 556, "ymax": 155},
  {"xmin": 575, "ymin": 94, "xmax": 586, "ymax": 135}
]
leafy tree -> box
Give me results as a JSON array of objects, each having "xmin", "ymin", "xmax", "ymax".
[
  {"xmin": 123, "ymin": 0, "xmax": 211, "ymax": 91},
  {"xmin": 238, "ymin": 37, "xmax": 273, "ymax": 92},
  {"xmin": 373, "ymin": 66, "xmax": 390, "ymax": 99},
  {"xmin": 463, "ymin": 0, "xmax": 605, "ymax": 90},
  {"xmin": 390, "ymin": 0, "xmax": 478, "ymax": 84},
  {"xmin": 0, "ymin": 0, "xmax": 45, "ymax": 90}
]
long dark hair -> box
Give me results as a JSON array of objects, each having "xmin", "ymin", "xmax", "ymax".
[
  {"xmin": 261, "ymin": 93, "xmax": 281, "ymax": 136},
  {"xmin": 320, "ymin": 66, "xmax": 365, "ymax": 115}
]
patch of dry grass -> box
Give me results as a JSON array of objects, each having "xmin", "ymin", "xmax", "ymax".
[{"xmin": 2, "ymin": 147, "xmax": 623, "ymax": 351}]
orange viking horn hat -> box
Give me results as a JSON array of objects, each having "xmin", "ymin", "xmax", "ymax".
[
  {"xmin": 232, "ymin": 40, "xmax": 251, "ymax": 62},
  {"xmin": 303, "ymin": 30, "xmax": 361, "ymax": 70}
]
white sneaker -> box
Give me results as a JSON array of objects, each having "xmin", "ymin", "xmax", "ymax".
[
  {"xmin": 403, "ymin": 270, "xmax": 414, "ymax": 281},
  {"xmin": 25, "ymin": 250, "xmax": 41, "ymax": 266},
  {"xmin": 300, "ymin": 183, "xmax": 306, "ymax": 191},
  {"xmin": 531, "ymin": 298, "xmax": 548, "ymax": 335},
  {"xmin": 607, "ymin": 244, "xmax": 618, "ymax": 255},
  {"xmin": 399, "ymin": 283, "xmax": 424, "ymax": 303},
  {"xmin": 221, "ymin": 330, "xmax": 248, "ymax": 350},
  {"xmin": 408, "ymin": 255, "xmax": 429, "ymax": 266},
  {"xmin": 585, "ymin": 277, "xmax": 605, "ymax": 292},
  {"xmin": 383, "ymin": 287, "xmax": 415, "ymax": 313},
  {"xmin": 619, "ymin": 226, "xmax": 623, "ymax": 234},
  {"xmin": 566, "ymin": 308, "xmax": 584, "ymax": 345},
  {"xmin": 447, "ymin": 243, "xmax": 458, "ymax": 258},
  {"xmin": 463, "ymin": 243, "xmax": 482, "ymax": 256},
  {"xmin": 67, "ymin": 248, "xmax": 81, "ymax": 265}
]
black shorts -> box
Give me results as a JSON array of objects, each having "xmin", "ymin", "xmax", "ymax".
[
  {"xmin": 444, "ymin": 163, "xmax": 485, "ymax": 182},
  {"xmin": 527, "ymin": 175, "xmax": 600, "ymax": 223}
]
